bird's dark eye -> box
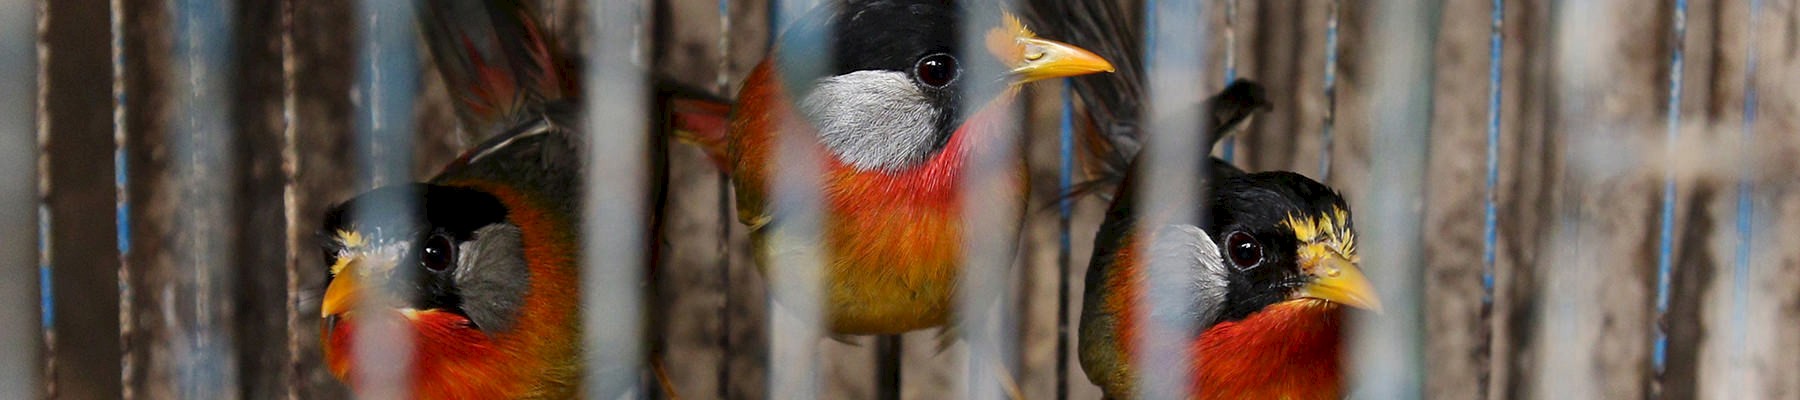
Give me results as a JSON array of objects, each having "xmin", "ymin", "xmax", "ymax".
[
  {"xmin": 1225, "ymin": 231, "xmax": 1263, "ymax": 270},
  {"xmin": 422, "ymin": 234, "xmax": 456, "ymax": 272},
  {"xmin": 913, "ymin": 53, "xmax": 959, "ymax": 88}
]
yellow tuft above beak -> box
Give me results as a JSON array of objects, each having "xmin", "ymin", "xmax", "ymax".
[
  {"xmin": 987, "ymin": 13, "xmax": 1115, "ymax": 84},
  {"xmin": 321, "ymin": 261, "xmax": 362, "ymax": 318},
  {"xmin": 1296, "ymin": 256, "xmax": 1383, "ymax": 312}
]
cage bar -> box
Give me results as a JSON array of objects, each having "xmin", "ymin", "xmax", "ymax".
[
  {"xmin": 957, "ymin": 2, "xmax": 1025, "ymax": 399},
  {"xmin": 1052, "ymin": 80, "xmax": 1075, "ymax": 400},
  {"xmin": 31, "ymin": 0, "xmax": 52, "ymax": 396},
  {"xmin": 1216, "ymin": 0, "xmax": 1236, "ymax": 163},
  {"xmin": 348, "ymin": 0, "xmax": 419, "ymax": 397},
  {"xmin": 277, "ymin": 0, "xmax": 303, "ymax": 397},
  {"xmin": 583, "ymin": 0, "xmax": 653, "ymax": 397},
  {"xmin": 765, "ymin": 1, "xmax": 827, "ymax": 399},
  {"xmin": 711, "ymin": 1, "xmax": 736, "ymax": 398},
  {"xmin": 1350, "ymin": 0, "xmax": 1436, "ymax": 398},
  {"xmin": 1478, "ymin": 0, "xmax": 1503, "ymax": 397},
  {"xmin": 1650, "ymin": 0, "xmax": 1687, "ymax": 379},
  {"xmin": 1532, "ymin": 1, "xmax": 1614, "ymax": 397},
  {"xmin": 1720, "ymin": 0, "xmax": 1761, "ymax": 396},
  {"xmin": 1133, "ymin": 0, "xmax": 1205, "ymax": 398},
  {"xmin": 166, "ymin": 0, "xmax": 242, "ymax": 396},
  {"xmin": 108, "ymin": 0, "xmax": 133, "ymax": 396},
  {"xmin": 0, "ymin": 0, "xmax": 40, "ymax": 395},
  {"xmin": 1318, "ymin": 0, "xmax": 1339, "ymax": 180}
]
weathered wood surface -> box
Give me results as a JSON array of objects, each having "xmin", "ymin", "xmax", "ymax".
[{"xmin": 34, "ymin": 0, "xmax": 1800, "ymax": 399}]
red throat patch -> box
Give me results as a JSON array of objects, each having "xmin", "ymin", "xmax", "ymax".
[{"xmin": 1189, "ymin": 301, "xmax": 1344, "ymax": 399}]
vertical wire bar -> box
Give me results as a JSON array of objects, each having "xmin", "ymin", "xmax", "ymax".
[
  {"xmin": 1478, "ymin": 0, "xmax": 1503, "ymax": 397},
  {"xmin": 32, "ymin": 0, "xmax": 53, "ymax": 395},
  {"xmin": 350, "ymin": 1, "xmax": 418, "ymax": 397},
  {"xmin": 1318, "ymin": 0, "xmax": 1340, "ymax": 181},
  {"xmin": 1651, "ymin": 0, "xmax": 1687, "ymax": 380},
  {"xmin": 1216, "ymin": 0, "xmax": 1236, "ymax": 163},
  {"xmin": 277, "ymin": 0, "xmax": 302, "ymax": 397},
  {"xmin": 1052, "ymin": 81, "xmax": 1074, "ymax": 400},
  {"xmin": 1223, "ymin": 0, "xmax": 1237, "ymax": 84},
  {"xmin": 168, "ymin": 0, "xmax": 239, "ymax": 396},
  {"xmin": 109, "ymin": 0, "xmax": 134, "ymax": 396},
  {"xmin": 958, "ymin": 2, "xmax": 1024, "ymax": 399},
  {"xmin": 1534, "ymin": 2, "xmax": 1609, "ymax": 396},
  {"xmin": 0, "ymin": 0, "xmax": 41, "ymax": 394},
  {"xmin": 713, "ymin": 1, "xmax": 734, "ymax": 398},
  {"xmin": 767, "ymin": 1, "xmax": 826, "ymax": 398},
  {"xmin": 1135, "ymin": 0, "xmax": 1205, "ymax": 398},
  {"xmin": 1725, "ymin": 0, "xmax": 1760, "ymax": 396},
  {"xmin": 875, "ymin": 336, "xmax": 901, "ymax": 400},
  {"xmin": 875, "ymin": 5, "xmax": 907, "ymax": 391},
  {"xmin": 585, "ymin": 0, "xmax": 651, "ymax": 397},
  {"xmin": 1351, "ymin": 1, "xmax": 1436, "ymax": 398}
]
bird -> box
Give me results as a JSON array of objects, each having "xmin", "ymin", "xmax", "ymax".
[
  {"xmin": 1061, "ymin": 77, "xmax": 1382, "ymax": 400},
  {"xmin": 1011, "ymin": 3, "xmax": 1380, "ymax": 398},
  {"xmin": 690, "ymin": 0, "xmax": 1117, "ymax": 337},
  {"xmin": 315, "ymin": 1, "xmax": 688, "ymax": 398}
]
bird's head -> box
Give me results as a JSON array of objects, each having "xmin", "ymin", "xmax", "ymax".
[
  {"xmin": 317, "ymin": 184, "xmax": 533, "ymax": 380},
  {"xmin": 1207, "ymin": 172, "xmax": 1381, "ymax": 321},
  {"xmin": 771, "ymin": 0, "xmax": 1114, "ymax": 172}
]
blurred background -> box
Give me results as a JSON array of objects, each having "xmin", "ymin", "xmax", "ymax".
[{"xmin": 10, "ymin": 0, "xmax": 1800, "ymax": 399}]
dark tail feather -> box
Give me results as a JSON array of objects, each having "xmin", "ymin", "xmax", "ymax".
[
  {"xmin": 1203, "ymin": 79, "xmax": 1272, "ymax": 149},
  {"xmin": 1020, "ymin": 0, "xmax": 1144, "ymax": 180},
  {"xmin": 417, "ymin": 0, "xmax": 577, "ymax": 138},
  {"xmin": 1060, "ymin": 80, "xmax": 1272, "ymax": 203}
]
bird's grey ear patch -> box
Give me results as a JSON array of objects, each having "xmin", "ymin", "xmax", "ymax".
[
  {"xmin": 455, "ymin": 223, "xmax": 530, "ymax": 334},
  {"xmin": 1151, "ymin": 224, "xmax": 1230, "ymax": 327},
  {"xmin": 800, "ymin": 70, "xmax": 948, "ymax": 172}
]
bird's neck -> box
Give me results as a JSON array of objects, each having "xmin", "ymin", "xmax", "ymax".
[{"xmin": 1190, "ymin": 301, "xmax": 1344, "ymax": 399}]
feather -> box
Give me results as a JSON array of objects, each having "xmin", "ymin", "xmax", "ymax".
[
  {"xmin": 417, "ymin": 0, "xmax": 578, "ymax": 138},
  {"xmin": 1019, "ymin": 0, "xmax": 1271, "ymax": 201}
]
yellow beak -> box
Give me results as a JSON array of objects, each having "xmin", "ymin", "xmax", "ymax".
[
  {"xmin": 1009, "ymin": 37, "xmax": 1116, "ymax": 83},
  {"xmin": 1296, "ymin": 256, "xmax": 1383, "ymax": 312},
  {"xmin": 321, "ymin": 264, "xmax": 361, "ymax": 318}
]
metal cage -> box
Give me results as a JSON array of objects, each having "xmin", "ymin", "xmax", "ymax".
[{"xmin": 9, "ymin": 0, "xmax": 1798, "ymax": 398}]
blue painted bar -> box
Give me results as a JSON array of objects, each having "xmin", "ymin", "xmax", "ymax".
[
  {"xmin": 1319, "ymin": 0, "xmax": 1340, "ymax": 180},
  {"xmin": 1652, "ymin": 0, "xmax": 1688, "ymax": 375},
  {"xmin": 109, "ymin": 0, "xmax": 131, "ymax": 388},
  {"xmin": 1054, "ymin": 80, "xmax": 1075, "ymax": 400},
  {"xmin": 1482, "ymin": 0, "xmax": 1503, "ymax": 305},
  {"xmin": 1479, "ymin": 0, "xmax": 1503, "ymax": 396},
  {"xmin": 1219, "ymin": 0, "xmax": 1236, "ymax": 163}
]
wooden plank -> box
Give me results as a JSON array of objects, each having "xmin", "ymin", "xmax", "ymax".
[
  {"xmin": 40, "ymin": 0, "xmax": 123, "ymax": 397},
  {"xmin": 1421, "ymin": 0, "xmax": 1501, "ymax": 398}
]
